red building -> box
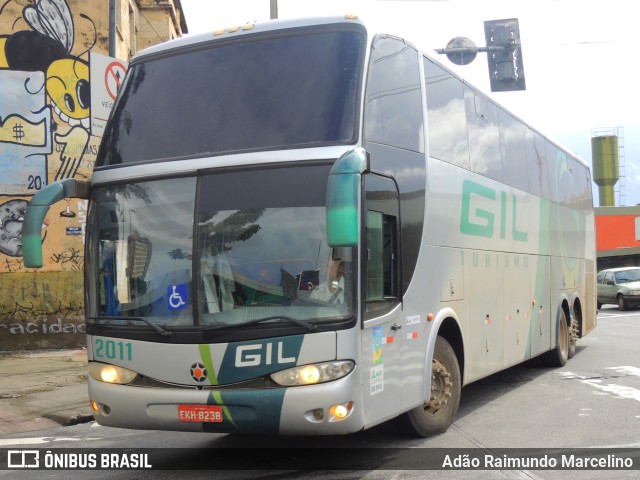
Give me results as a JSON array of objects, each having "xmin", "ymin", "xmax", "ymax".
[{"xmin": 595, "ymin": 206, "xmax": 640, "ymax": 269}]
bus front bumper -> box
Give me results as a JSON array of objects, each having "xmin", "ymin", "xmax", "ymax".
[{"xmin": 88, "ymin": 370, "xmax": 364, "ymax": 435}]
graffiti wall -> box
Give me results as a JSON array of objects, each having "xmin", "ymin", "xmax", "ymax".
[{"xmin": 1, "ymin": 0, "xmax": 110, "ymax": 350}]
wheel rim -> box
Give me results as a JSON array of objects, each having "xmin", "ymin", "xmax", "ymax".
[
  {"xmin": 618, "ymin": 296, "xmax": 624, "ymax": 309},
  {"xmin": 569, "ymin": 317, "xmax": 578, "ymax": 353},
  {"xmin": 426, "ymin": 357, "xmax": 453, "ymax": 416}
]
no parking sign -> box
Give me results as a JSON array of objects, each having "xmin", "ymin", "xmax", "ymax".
[
  {"xmin": 90, "ymin": 52, "xmax": 128, "ymax": 137},
  {"xmin": 104, "ymin": 61, "xmax": 127, "ymax": 101}
]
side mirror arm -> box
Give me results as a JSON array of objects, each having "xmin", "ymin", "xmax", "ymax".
[{"xmin": 23, "ymin": 179, "xmax": 90, "ymax": 268}]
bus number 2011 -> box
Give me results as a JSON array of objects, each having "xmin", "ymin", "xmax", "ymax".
[{"xmin": 95, "ymin": 339, "xmax": 133, "ymax": 361}]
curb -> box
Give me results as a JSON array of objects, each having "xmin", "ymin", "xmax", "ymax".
[{"xmin": 44, "ymin": 413, "xmax": 95, "ymax": 427}]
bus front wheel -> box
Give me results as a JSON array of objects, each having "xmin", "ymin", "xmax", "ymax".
[{"xmin": 397, "ymin": 336, "xmax": 461, "ymax": 437}]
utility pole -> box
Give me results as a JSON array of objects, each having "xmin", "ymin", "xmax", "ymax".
[
  {"xmin": 109, "ymin": 0, "xmax": 116, "ymax": 57},
  {"xmin": 270, "ymin": 0, "xmax": 278, "ymax": 19}
]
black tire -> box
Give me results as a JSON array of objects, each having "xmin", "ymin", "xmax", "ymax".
[
  {"xmin": 618, "ymin": 295, "xmax": 627, "ymax": 311},
  {"xmin": 543, "ymin": 310, "xmax": 569, "ymax": 367},
  {"xmin": 597, "ymin": 301, "xmax": 602, "ymax": 310},
  {"xmin": 396, "ymin": 336, "xmax": 461, "ymax": 437},
  {"xmin": 568, "ymin": 315, "xmax": 578, "ymax": 359}
]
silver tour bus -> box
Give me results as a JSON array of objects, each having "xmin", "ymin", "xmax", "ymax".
[{"xmin": 23, "ymin": 15, "xmax": 596, "ymax": 436}]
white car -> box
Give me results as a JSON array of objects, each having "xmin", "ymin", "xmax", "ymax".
[{"xmin": 597, "ymin": 267, "xmax": 640, "ymax": 310}]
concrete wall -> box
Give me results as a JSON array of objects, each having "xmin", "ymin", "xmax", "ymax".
[
  {"xmin": 0, "ymin": 0, "xmax": 111, "ymax": 351},
  {"xmin": 0, "ymin": 1, "xmax": 185, "ymax": 352},
  {"xmin": 137, "ymin": 0, "xmax": 186, "ymax": 51}
]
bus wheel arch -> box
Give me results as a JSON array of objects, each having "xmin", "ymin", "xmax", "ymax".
[
  {"xmin": 396, "ymin": 315, "xmax": 463, "ymax": 437},
  {"xmin": 436, "ymin": 317, "xmax": 465, "ymax": 379}
]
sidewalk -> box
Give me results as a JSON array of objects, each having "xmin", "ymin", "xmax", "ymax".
[{"xmin": 0, "ymin": 349, "xmax": 94, "ymax": 435}]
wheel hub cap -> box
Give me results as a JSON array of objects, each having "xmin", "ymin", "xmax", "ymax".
[{"xmin": 427, "ymin": 358, "xmax": 452, "ymax": 414}]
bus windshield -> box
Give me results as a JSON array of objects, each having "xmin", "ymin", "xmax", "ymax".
[
  {"xmin": 96, "ymin": 27, "xmax": 364, "ymax": 166},
  {"xmin": 86, "ymin": 164, "xmax": 355, "ymax": 330}
]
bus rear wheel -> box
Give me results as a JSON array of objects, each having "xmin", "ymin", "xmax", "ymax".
[
  {"xmin": 397, "ymin": 336, "xmax": 461, "ymax": 437},
  {"xmin": 568, "ymin": 315, "xmax": 578, "ymax": 359}
]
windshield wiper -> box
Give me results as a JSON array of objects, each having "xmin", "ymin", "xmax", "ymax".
[
  {"xmin": 88, "ymin": 316, "xmax": 173, "ymax": 337},
  {"xmin": 203, "ymin": 316, "xmax": 318, "ymax": 332}
]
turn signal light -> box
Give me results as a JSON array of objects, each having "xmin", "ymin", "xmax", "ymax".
[{"xmin": 329, "ymin": 401, "xmax": 354, "ymax": 421}]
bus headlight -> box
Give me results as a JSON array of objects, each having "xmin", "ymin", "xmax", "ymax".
[
  {"xmin": 270, "ymin": 360, "xmax": 354, "ymax": 386},
  {"xmin": 88, "ymin": 362, "xmax": 138, "ymax": 385}
]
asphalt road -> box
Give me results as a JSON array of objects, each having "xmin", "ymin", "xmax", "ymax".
[{"xmin": 2, "ymin": 306, "xmax": 639, "ymax": 479}]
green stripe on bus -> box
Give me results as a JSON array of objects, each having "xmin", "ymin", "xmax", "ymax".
[{"xmin": 198, "ymin": 344, "xmax": 237, "ymax": 429}]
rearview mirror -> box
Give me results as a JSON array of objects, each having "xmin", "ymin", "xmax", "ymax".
[{"xmin": 326, "ymin": 148, "xmax": 368, "ymax": 247}]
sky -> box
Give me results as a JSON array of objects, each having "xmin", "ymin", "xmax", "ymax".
[{"xmin": 179, "ymin": 0, "xmax": 640, "ymax": 206}]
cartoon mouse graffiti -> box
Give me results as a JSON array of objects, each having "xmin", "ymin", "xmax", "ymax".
[{"xmin": 1, "ymin": 0, "xmax": 92, "ymax": 179}]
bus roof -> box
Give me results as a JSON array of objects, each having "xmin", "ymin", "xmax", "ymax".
[
  {"xmin": 131, "ymin": 14, "xmax": 586, "ymax": 168},
  {"xmin": 134, "ymin": 15, "xmax": 366, "ymax": 60}
]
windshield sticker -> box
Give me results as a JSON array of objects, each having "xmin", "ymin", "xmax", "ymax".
[{"xmin": 168, "ymin": 283, "xmax": 188, "ymax": 310}]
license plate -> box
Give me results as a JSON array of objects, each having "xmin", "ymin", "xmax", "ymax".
[{"xmin": 178, "ymin": 404, "xmax": 223, "ymax": 423}]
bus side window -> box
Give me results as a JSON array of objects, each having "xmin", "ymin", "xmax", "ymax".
[
  {"xmin": 364, "ymin": 174, "xmax": 400, "ymax": 317},
  {"xmin": 364, "ymin": 36, "xmax": 423, "ymax": 153},
  {"xmin": 423, "ymin": 57, "xmax": 469, "ymax": 169}
]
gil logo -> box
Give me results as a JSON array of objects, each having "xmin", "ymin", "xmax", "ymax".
[{"xmin": 190, "ymin": 362, "xmax": 207, "ymax": 382}]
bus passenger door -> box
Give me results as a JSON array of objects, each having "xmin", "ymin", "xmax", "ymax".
[{"xmin": 360, "ymin": 174, "xmax": 403, "ymax": 425}]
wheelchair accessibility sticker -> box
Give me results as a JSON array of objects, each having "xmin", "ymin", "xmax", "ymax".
[{"xmin": 168, "ymin": 284, "xmax": 188, "ymax": 310}]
